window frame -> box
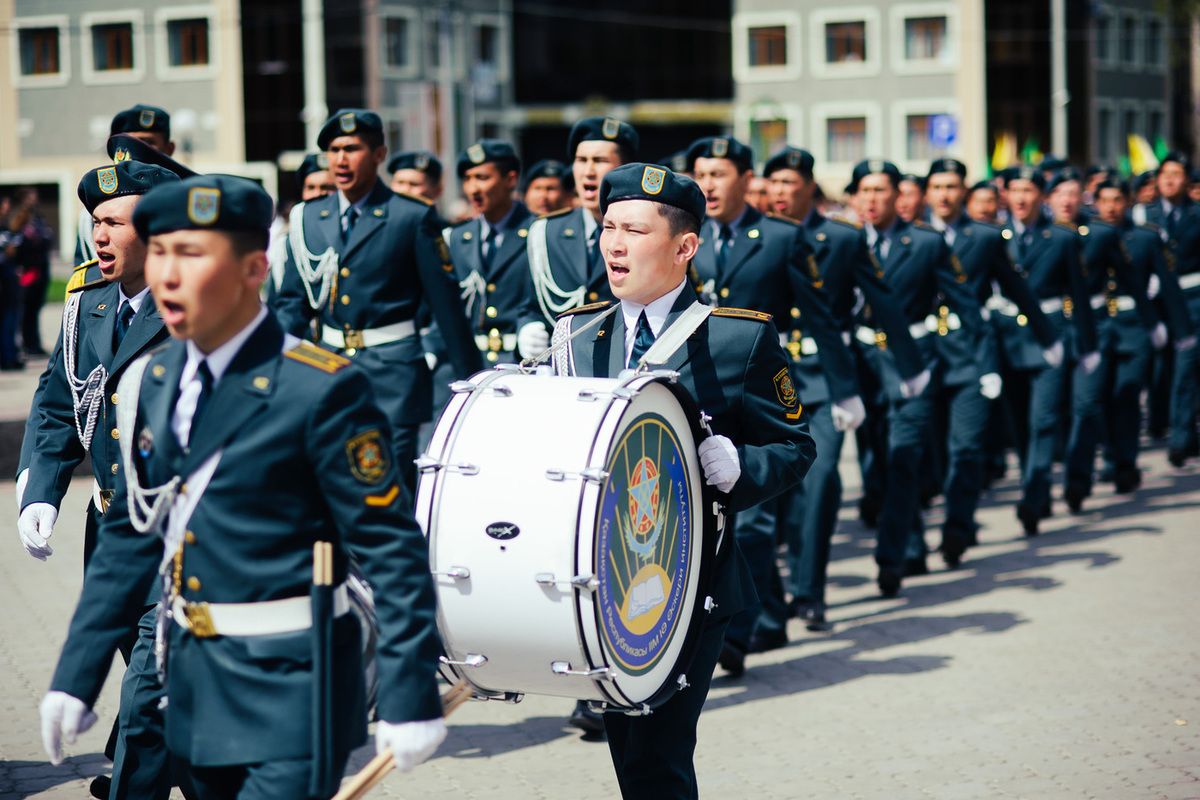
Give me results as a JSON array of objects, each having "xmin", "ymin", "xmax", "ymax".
[
  {"xmin": 733, "ymin": 10, "xmax": 802, "ymax": 84},
  {"xmin": 889, "ymin": 98, "xmax": 962, "ymax": 172},
  {"xmin": 10, "ymin": 15, "xmax": 71, "ymax": 88},
  {"xmin": 1119, "ymin": 10, "xmax": 1142, "ymax": 70},
  {"xmin": 735, "ymin": 101, "xmax": 803, "ymax": 172},
  {"xmin": 81, "ymin": 9, "xmax": 146, "ymax": 86},
  {"xmin": 154, "ymin": 4, "xmax": 219, "ymax": 82},
  {"xmin": 379, "ymin": 5, "xmax": 420, "ymax": 79},
  {"xmin": 1094, "ymin": 98, "xmax": 1116, "ymax": 164},
  {"xmin": 468, "ymin": 12, "xmax": 510, "ymax": 83},
  {"xmin": 889, "ymin": 2, "xmax": 959, "ymax": 76},
  {"xmin": 1092, "ymin": 4, "xmax": 1117, "ymax": 67},
  {"xmin": 1142, "ymin": 13, "xmax": 1167, "ymax": 73},
  {"xmin": 810, "ymin": 100, "xmax": 883, "ymax": 171},
  {"xmin": 809, "ymin": 6, "xmax": 881, "ymax": 79}
]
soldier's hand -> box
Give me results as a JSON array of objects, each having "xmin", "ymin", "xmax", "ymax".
[
  {"xmin": 831, "ymin": 395, "xmax": 866, "ymax": 432},
  {"xmin": 40, "ymin": 691, "xmax": 97, "ymax": 765},
  {"xmin": 899, "ymin": 368, "xmax": 931, "ymax": 399},
  {"xmin": 698, "ymin": 435, "xmax": 740, "ymax": 493},
  {"xmin": 424, "ymin": 352, "xmax": 439, "ymax": 372},
  {"xmin": 979, "ymin": 373, "xmax": 1003, "ymax": 400},
  {"xmin": 1147, "ymin": 273, "xmax": 1161, "ymax": 299},
  {"xmin": 1150, "ymin": 322, "xmax": 1169, "ymax": 350},
  {"xmin": 18, "ymin": 502, "xmax": 58, "ymax": 561},
  {"xmin": 1042, "ymin": 340, "xmax": 1064, "ymax": 369},
  {"xmin": 376, "ymin": 718, "xmax": 447, "ymax": 773},
  {"xmin": 16, "ymin": 468, "xmax": 28, "ymax": 508},
  {"xmin": 1079, "ymin": 351, "xmax": 1101, "ymax": 375},
  {"xmin": 517, "ymin": 322, "xmax": 550, "ymax": 359}
]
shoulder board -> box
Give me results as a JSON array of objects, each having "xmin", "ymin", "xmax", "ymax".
[
  {"xmin": 912, "ymin": 220, "xmax": 935, "ymax": 230},
  {"xmin": 557, "ymin": 300, "xmax": 615, "ymax": 318},
  {"xmin": 539, "ymin": 207, "xmax": 574, "ymax": 220},
  {"xmin": 765, "ymin": 212, "xmax": 802, "ymax": 227},
  {"xmin": 68, "ymin": 277, "xmax": 107, "ymax": 294},
  {"xmin": 146, "ymin": 341, "xmax": 172, "ymax": 358},
  {"xmin": 394, "ymin": 190, "xmax": 433, "ymax": 206},
  {"xmin": 284, "ymin": 341, "xmax": 352, "ymax": 374},
  {"xmin": 1055, "ymin": 221, "xmax": 1079, "ymax": 232},
  {"xmin": 831, "ymin": 215, "xmax": 862, "ymax": 229},
  {"xmin": 73, "ymin": 258, "xmax": 99, "ymax": 273},
  {"xmin": 1139, "ymin": 222, "xmax": 1160, "ymax": 233},
  {"xmin": 711, "ymin": 307, "xmax": 773, "ymax": 323}
]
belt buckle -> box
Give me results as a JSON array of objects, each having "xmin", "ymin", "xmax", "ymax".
[
  {"xmin": 874, "ymin": 330, "xmax": 888, "ymax": 350},
  {"xmin": 343, "ymin": 329, "xmax": 365, "ymax": 350},
  {"xmin": 98, "ymin": 489, "xmax": 114, "ymax": 514},
  {"xmin": 184, "ymin": 602, "xmax": 218, "ymax": 638}
]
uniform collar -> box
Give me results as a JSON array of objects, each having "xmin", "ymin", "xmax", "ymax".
[
  {"xmin": 620, "ymin": 278, "xmax": 689, "ymax": 340},
  {"xmin": 117, "ymin": 284, "xmax": 151, "ymax": 314}
]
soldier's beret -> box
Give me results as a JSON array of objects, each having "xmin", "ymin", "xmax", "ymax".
[
  {"xmin": 1038, "ymin": 155, "xmax": 1068, "ymax": 173},
  {"xmin": 599, "ymin": 163, "xmax": 705, "ymax": 222},
  {"xmin": 456, "ymin": 139, "xmax": 520, "ymax": 178},
  {"xmin": 295, "ymin": 153, "xmax": 330, "ymax": 193},
  {"xmin": 657, "ymin": 150, "xmax": 688, "ymax": 174},
  {"xmin": 317, "ymin": 109, "xmax": 383, "ymax": 149},
  {"xmin": 1045, "ymin": 167, "xmax": 1083, "ymax": 195},
  {"xmin": 522, "ymin": 159, "xmax": 566, "ymax": 191},
  {"xmin": 848, "ymin": 159, "xmax": 902, "ymax": 193},
  {"xmin": 1093, "ymin": 176, "xmax": 1129, "ymax": 196},
  {"xmin": 966, "ymin": 180, "xmax": 997, "ymax": 199},
  {"xmin": 387, "ymin": 151, "xmax": 442, "ymax": 182},
  {"xmin": 78, "ymin": 161, "xmax": 181, "ymax": 214},
  {"xmin": 1161, "ymin": 150, "xmax": 1192, "ymax": 172},
  {"xmin": 1190, "ymin": 168, "xmax": 1200, "ymax": 184},
  {"xmin": 686, "ymin": 136, "xmax": 754, "ymax": 173},
  {"xmin": 107, "ymin": 134, "xmax": 196, "ymax": 179},
  {"xmin": 899, "ymin": 173, "xmax": 927, "ymax": 191},
  {"xmin": 567, "ymin": 117, "xmax": 639, "ymax": 161},
  {"xmin": 134, "ymin": 175, "xmax": 273, "ymax": 240},
  {"xmin": 927, "ymin": 158, "xmax": 967, "ymax": 181},
  {"xmin": 1133, "ymin": 170, "xmax": 1157, "ymax": 191},
  {"xmin": 763, "ymin": 147, "xmax": 815, "ymax": 180},
  {"xmin": 1007, "ymin": 164, "xmax": 1047, "ymax": 191},
  {"xmin": 110, "ymin": 104, "xmax": 170, "ymax": 138},
  {"xmin": 1085, "ymin": 163, "xmax": 1112, "ymax": 180}
]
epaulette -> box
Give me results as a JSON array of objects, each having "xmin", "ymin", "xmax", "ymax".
[
  {"xmin": 394, "ymin": 190, "xmax": 433, "ymax": 206},
  {"xmin": 284, "ymin": 341, "xmax": 351, "ymax": 374},
  {"xmin": 557, "ymin": 300, "xmax": 615, "ymax": 318},
  {"xmin": 68, "ymin": 278, "xmax": 107, "ymax": 294},
  {"xmin": 912, "ymin": 220, "xmax": 936, "ymax": 230},
  {"xmin": 1055, "ymin": 221, "xmax": 1079, "ymax": 232},
  {"xmin": 766, "ymin": 212, "xmax": 802, "ymax": 226},
  {"xmin": 73, "ymin": 257, "xmax": 99, "ymax": 273},
  {"xmin": 1140, "ymin": 222, "xmax": 1160, "ymax": 233},
  {"xmin": 65, "ymin": 259, "xmax": 101, "ymax": 295},
  {"xmin": 831, "ymin": 216, "xmax": 862, "ymax": 229},
  {"xmin": 538, "ymin": 207, "xmax": 574, "ymax": 220},
  {"xmin": 711, "ymin": 307, "xmax": 773, "ymax": 323}
]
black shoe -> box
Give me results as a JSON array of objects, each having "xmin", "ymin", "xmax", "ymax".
[
  {"xmin": 877, "ymin": 567, "xmax": 902, "ymax": 597},
  {"xmin": 1064, "ymin": 483, "xmax": 1088, "ymax": 514},
  {"xmin": 903, "ymin": 558, "xmax": 929, "ymax": 577},
  {"xmin": 1114, "ymin": 466, "xmax": 1141, "ymax": 494},
  {"xmin": 1016, "ymin": 505, "xmax": 1041, "ymax": 537},
  {"xmin": 89, "ymin": 776, "xmax": 111, "ymax": 800},
  {"xmin": 568, "ymin": 700, "xmax": 605, "ymax": 735},
  {"xmin": 1148, "ymin": 425, "xmax": 1167, "ymax": 440},
  {"xmin": 1169, "ymin": 448, "xmax": 1191, "ymax": 468},
  {"xmin": 718, "ymin": 642, "xmax": 746, "ymax": 677},
  {"xmin": 940, "ymin": 538, "xmax": 965, "ymax": 569},
  {"xmin": 858, "ymin": 495, "xmax": 880, "ymax": 529},
  {"xmin": 748, "ymin": 627, "xmax": 788, "ymax": 653},
  {"xmin": 793, "ymin": 600, "xmax": 831, "ymax": 632},
  {"xmin": 983, "ymin": 461, "xmax": 1006, "ymax": 489}
]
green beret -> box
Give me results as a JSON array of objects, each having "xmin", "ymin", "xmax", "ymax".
[
  {"xmin": 78, "ymin": 161, "xmax": 181, "ymax": 214},
  {"xmin": 317, "ymin": 109, "xmax": 383, "ymax": 149},
  {"xmin": 295, "ymin": 153, "xmax": 330, "ymax": 193},
  {"xmin": 927, "ymin": 158, "xmax": 967, "ymax": 181},
  {"xmin": 387, "ymin": 151, "xmax": 442, "ymax": 182},
  {"xmin": 763, "ymin": 147, "xmax": 814, "ymax": 179},
  {"xmin": 110, "ymin": 104, "xmax": 170, "ymax": 138},
  {"xmin": 599, "ymin": 163, "xmax": 705, "ymax": 222},
  {"xmin": 686, "ymin": 136, "xmax": 754, "ymax": 174},
  {"xmin": 133, "ymin": 175, "xmax": 274, "ymax": 240},
  {"xmin": 456, "ymin": 139, "xmax": 520, "ymax": 179},
  {"xmin": 107, "ymin": 135, "xmax": 196, "ymax": 179},
  {"xmin": 567, "ymin": 117, "xmax": 639, "ymax": 161},
  {"xmin": 848, "ymin": 159, "xmax": 902, "ymax": 193},
  {"xmin": 522, "ymin": 159, "xmax": 565, "ymax": 191}
]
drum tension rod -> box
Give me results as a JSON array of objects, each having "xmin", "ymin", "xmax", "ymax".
[
  {"xmin": 544, "ymin": 468, "xmax": 609, "ymax": 483},
  {"xmin": 535, "ymin": 573, "xmax": 599, "ymax": 592},
  {"xmin": 440, "ymin": 653, "xmax": 487, "ymax": 668},
  {"xmin": 449, "ymin": 380, "xmax": 513, "ymax": 397},
  {"xmin": 415, "ymin": 456, "xmax": 480, "ymax": 475},
  {"xmin": 550, "ymin": 661, "xmax": 613, "ymax": 680},
  {"xmin": 432, "ymin": 566, "xmax": 470, "ymax": 580},
  {"xmin": 577, "ymin": 387, "xmax": 634, "ymax": 402}
]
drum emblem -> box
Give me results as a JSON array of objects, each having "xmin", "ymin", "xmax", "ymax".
[{"xmin": 628, "ymin": 457, "xmax": 661, "ymax": 539}]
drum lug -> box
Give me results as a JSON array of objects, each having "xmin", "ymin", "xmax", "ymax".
[
  {"xmin": 440, "ymin": 653, "xmax": 488, "ymax": 668},
  {"xmin": 535, "ymin": 572, "xmax": 599, "ymax": 592},
  {"xmin": 676, "ymin": 673, "xmax": 690, "ymax": 690},
  {"xmin": 703, "ymin": 596, "xmax": 717, "ymax": 613},
  {"xmin": 550, "ymin": 661, "xmax": 613, "ymax": 680},
  {"xmin": 449, "ymin": 380, "xmax": 513, "ymax": 397},
  {"xmin": 449, "ymin": 380, "xmax": 478, "ymax": 393},
  {"xmin": 649, "ymin": 368, "xmax": 680, "ymax": 382},
  {"xmin": 432, "ymin": 566, "xmax": 471, "ymax": 580},
  {"xmin": 502, "ymin": 692, "xmax": 524, "ymax": 704},
  {"xmin": 544, "ymin": 468, "xmax": 609, "ymax": 484},
  {"xmin": 577, "ymin": 387, "xmax": 634, "ymax": 402},
  {"xmin": 416, "ymin": 456, "xmax": 480, "ymax": 476},
  {"xmin": 622, "ymin": 704, "xmax": 653, "ymax": 716}
]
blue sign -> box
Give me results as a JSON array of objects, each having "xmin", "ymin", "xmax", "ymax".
[{"xmin": 930, "ymin": 115, "xmax": 957, "ymax": 149}]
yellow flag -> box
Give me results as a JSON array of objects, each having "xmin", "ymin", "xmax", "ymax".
[{"xmin": 1128, "ymin": 134, "xmax": 1160, "ymax": 176}]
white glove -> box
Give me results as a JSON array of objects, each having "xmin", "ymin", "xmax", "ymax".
[
  {"xmin": 830, "ymin": 395, "xmax": 866, "ymax": 432},
  {"xmin": 1042, "ymin": 340, "xmax": 1064, "ymax": 369},
  {"xmin": 1150, "ymin": 322, "xmax": 1169, "ymax": 350},
  {"xmin": 517, "ymin": 322, "xmax": 550, "ymax": 359},
  {"xmin": 898, "ymin": 368, "xmax": 932, "ymax": 399},
  {"xmin": 40, "ymin": 691, "xmax": 97, "ymax": 766},
  {"xmin": 698, "ymin": 435, "xmax": 740, "ymax": 493},
  {"xmin": 1176, "ymin": 335, "xmax": 1198, "ymax": 352},
  {"xmin": 979, "ymin": 372, "xmax": 1003, "ymax": 400},
  {"xmin": 18, "ymin": 502, "xmax": 57, "ymax": 561},
  {"xmin": 1147, "ymin": 273, "xmax": 1161, "ymax": 300},
  {"xmin": 424, "ymin": 352, "xmax": 438, "ymax": 372},
  {"xmin": 376, "ymin": 718, "xmax": 447, "ymax": 773},
  {"xmin": 1079, "ymin": 351, "xmax": 1101, "ymax": 374},
  {"xmin": 16, "ymin": 467, "xmax": 29, "ymax": 508}
]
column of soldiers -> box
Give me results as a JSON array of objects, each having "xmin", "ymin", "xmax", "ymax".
[{"xmin": 16, "ymin": 97, "xmax": 1200, "ymax": 799}]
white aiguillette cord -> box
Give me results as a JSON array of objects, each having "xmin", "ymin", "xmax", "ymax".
[{"xmin": 61, "ymin": 292, "xmax": 108, "ymax": 450}]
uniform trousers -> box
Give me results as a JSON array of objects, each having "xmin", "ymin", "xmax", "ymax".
[
  {"xmin": 874, "ymin": 393, "xmax": 934, "ymax": 568},
  {"xmin": 1168, "ymin": 293, "xmax": 1200, "ymax": 454},
  {"xmin": 184, "ymin": 752, "xmax": 348, "ymax": 800},
  {"xmin": 783, "ymin": 403, "xmax": 842, "ymax": 606},
  {"xmin": 1002, "ymin": 359, "xmax": 1069, "ymax": 518},
  {"xmin": 1101, "ymin": 325, "xmax": 1152, "ymax": 472},
  {"xmin": 1064, "ymin": 353, "xmax": 1107, "ymax": 497},
  {"xmin": 724, "ymin": 504, "xmax": 790, "ymax": 648},
  {"xmin": 936, "ymin": 381, "xmax": 991, "ymax": 548}
]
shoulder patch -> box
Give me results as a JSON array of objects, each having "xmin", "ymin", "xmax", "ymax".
[
  {"xmin": 394, "ymin": 190, "xmax": 433, "ymax": 206},
  {"xmin": 68, "ymin": 277, "xmax": 108, "ymax": 294},
  {"xmin": 711, "ymin": 307, "xmax": 773, "ymax": 323},
  {"xmin": 539, "ymin": 206, "xmax": 574, "ymax": 220},
  {"xmin": 284, "ymin": 341, "xmax": 352, "ymax": 374},
  {"xmin": 557, "ymin": 300, "xmax": 616, "ymax": 318},
  {"xmin": 912, "ymin": 220, "xmax": 935, "ymax": 230},
  {"xmin": 765, "ymin": 212, "xmax": 802, "ymax": 227},
  {"xmin": 831, "ymin": 216, "xmax": 863, "ymax": 229},
  {"xmin": 1055, "ymin": 221, "xmax": 1079, "ymax": 233}
]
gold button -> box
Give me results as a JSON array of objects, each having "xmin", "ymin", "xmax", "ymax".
[
  {"xmin": 486, "ymin": 351, "xmax": 499, "ymax": 362},
  {"xmin": 111, "ymin": 428, "xmax": 120, "ymax": 440},
  {"xmin": 340, "ymin": 268, "xmax": 350, "ymax": 277},
  {"xmin": 486, "ymin": 306, "xmax": 497, "ymax": 318},
  {"xmin": 588, "ymin": 292, "xmax": 598, "ymax": 301},
  {"xmin": 341, "ymin": 295, "xmax": 350, "ymax": 305},
  {"xmin": 185, "ymin": 531, "xmax": 197, "ymax": 545},
  {"xmin": 790, "ymin": 308, "xmax": 800, "ymax": 318},
  {"xmin": 720, "ymin": 288, "xmax": 730, "ymax": 298},
  {"xmin": 487, "ymin": 283, "xmax": 496, "ymax": 292},
  {"xmin": 111, "ymin": 463, "xmax": 119, "ymax": 475},
  {"xmin": 345, "ymin": 347, "xmax": 357, "ymax": 356},
  {"xmin": 1016, "ymin": 314, "xmax": 1028, "ymax": 327},
  {"xmin": 111, "ymin": 392, "xmax": 119, "ymax": 405},
  {"xmin": 181, "ymin": 482, "xmax": 188, "ymax": 494},
  {"xmin": 187, "ymin": 577, "xmax": 201, "ymax": 591}
]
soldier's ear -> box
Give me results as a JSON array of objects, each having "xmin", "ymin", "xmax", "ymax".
[{"xmin": 676, "ymin": 231, "xmax": 700, "ymax": 264}]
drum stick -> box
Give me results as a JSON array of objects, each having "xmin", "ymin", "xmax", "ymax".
[{"xmin": 331, "ymin": 680, "xmax": 473, "ymax": 800}]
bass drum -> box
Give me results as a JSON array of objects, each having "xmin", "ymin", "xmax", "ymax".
[{"xmin": 416, "ymin": 366, "xmax": 719, "ymax": 712}]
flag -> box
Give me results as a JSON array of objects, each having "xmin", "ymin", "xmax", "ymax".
[{"xmin": 1128, "ymin": 134, "xmax": 1160, "ymax": 176}]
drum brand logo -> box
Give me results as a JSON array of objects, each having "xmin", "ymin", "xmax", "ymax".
[{"xmin": 595, "ymin": 413, "xmax": 692, "ymax": 676}]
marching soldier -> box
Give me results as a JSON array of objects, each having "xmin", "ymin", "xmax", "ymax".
[
  {"xmin": 896, "ymin": 173, "xmax": 927, "ymax": 224},
  {"xmin": 272, "ymin": 109, "xmax": 482, "ymax": 495},
  {"xmin": 550, "ymin": 162, "xmax": 814, "ymax": 799},
  {"xmin": 522, "ymin": 159, "xmax": 569, "ymax": 215},
  {"xmin": 388, "ymin": 150, "xmax": 443, "ymax": 203},
  {"xmin": 40, "ymin": 175, "xmax": 447, "ymax": 799},
  {"xmin": 297, "ymin": 153, "xmax": 336, "ymax": 202}
]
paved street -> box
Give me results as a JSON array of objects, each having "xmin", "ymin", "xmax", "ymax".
[{"xmin": 1, "ymin": 333, "xmax": 1198, "ymax": 798}]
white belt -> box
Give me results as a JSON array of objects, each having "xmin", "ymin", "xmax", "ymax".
[
  {"xmin": 855, "ymin": 325, "xmax": 926, "ymax": 346},
  {"xmin": 1090, "ymin": 294, "xmax": 1137, "ymax": 312},
  {"xmin": 321, "ymin": 320, "xmax": 416, "ymax": 350},
  {"xmin": 786, "ymin": 331, "xmax": 853, "ymax": 354},
  {"xmin": 909, "ymin": 321, "xmax": 931, "ymax": 340},
  {"xmin": 171, "ymin": 583, "xmax": 350, "ymax": 638},
  {"xmin": 1040, "ymin": 297, "xmax": 1064, "ymax": 314},
  {"xmin": 1179, "ymin": 272, "xmax": 1200, "ymax": 290},
  {"xmin": 925, "ymin": 312, "xmax": 962, "ymax": 333},
  {"xmin": 986, "ymin": 296, "xmax": 1063, "ymax": 316},
  {"xmin": 475, "ymin": 333, "xmax": 518, "ymax": 352}
]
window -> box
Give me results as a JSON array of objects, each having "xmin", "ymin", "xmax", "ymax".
[
  {"xmin": 19, "ymin": 28, "xmax": 59, "ymax": 75},
  {"xmin": 384, "ymin": 16, "xmax": 410, "ymax": 68},
  {"xmin": 1121, "ymin": 14, "xmax": 1139, "ymax": 65},
  {"xmin": 476, "ymin": 24, "xmax": 498, "ymax": 65},
  {"xmin": 827, "ymin": 117, "xmax": 866, "ymax": 163},
  {"xmin": 426, "ymin": 18, "xmax": 442, "ymax": 70},
  {"xmin": 905, "ymin": 17, "xmax": 945, "ymax": 60},
  {"xmin": 750, "ymin": 118, "xmax": 788, "ymax": 163},
  {"xmin": 93, "ymin": 22, "xmax": 134, "ymax": 71},
  {"xmin": 907, "ymin": 115, "xmax": 936, "ymax": 160},
  {"xmin": 167, "ymin": 18, "xmax": 209, "ymax": 66},
  {"xmin": 1145, "ymin": 17, "xmax": 1163, "ymax": 68},
  {"xmin": 1124, "ymin": 109, "xmax": 1138, "ymax": 142},
  {"xmin": 1094, "ymin": 11, "xmax": 1112, "ymax": 62},
  {"xmin": 1147, "ymin": 107, "xmax": 1165, "ymax": 145},
  {"xmin": 826, "ymin": 21, "xmax": 866, "ymax": 63},
  {"xmin": 749, "ymin": 26, "xmax": 787, "ymax": 67}
]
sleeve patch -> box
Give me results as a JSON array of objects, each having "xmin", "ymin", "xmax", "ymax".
[
  {"xmin": 364, "ymin": 483, "xmax": 400, "ymax": 507},
  {"xmin": 284, "ymin": 341, "xmax": 351, "ymax": 373},
  {"xmin": 773, "ymin": 367, "xmax": 800, "ymax": 414},
  {"xmin": 347, "ymin": 429, "xmax": 391, "ymax": 485}
]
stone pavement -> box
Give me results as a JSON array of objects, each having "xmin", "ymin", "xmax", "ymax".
[{"xmin": 1, "ymin": 364, "xmax": 1198, "ymax": 798}]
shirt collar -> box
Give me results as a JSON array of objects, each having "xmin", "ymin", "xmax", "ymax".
[
  {"xmin": 182, "ymin": 304, "xmax": 268, "ymax": 387},
  {"xmin": 337, "ymin": 190, "xmax": 370, "ymax": 219},
  {"xmin": 620, "ymin": 278, "xmax": 689, "ymax": 339},
  {"xmin": 582, "ymin": 208, "xmax": 599, "ymax": 241},
  {"xmin": 117, "ymin": 284, "xmax": 151, "ymax": 314}
]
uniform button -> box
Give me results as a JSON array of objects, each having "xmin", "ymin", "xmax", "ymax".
[
  {"xmin": 720, "ymin": 288, "xmax": 730, "ymax": 298},
  {"xmin": 185, "ymin": 531, "xmax": 197, "ymax": 545},
  {"xmin": 1016, "ymin": 314, "xmax": 1028, "ymax": 326},
  {"xmin": 187, "ymin": 577, "xmax": 201, "ymax": 591},
  {"xmin": 487, "ymin": 283, "xmax": 496, "ymax": 292},
  {"xmin": 341, "ymin": 295, "xmax": 350, "ymax": 305},
  {"xmin": 111, "ymin": 463, "xmax": 119, "ymax": 475},
  {"xmin": 588, "ymin": 292, "xmax": 599, "ymax": 301},
  {"xmin": 340, "ymin": 268, "xmax": 350, "ymax": 277},
  {"xmin": 486, "ymin": 306, "xmax": 497, "ymax": 318},
  {"xmin": 486, "ymin": 351, "xmax": 499, "ymax": 362},
  {"xmin": 790, "ymin": 308, "xmax": 800, "ymax": 318},
  {"xmin": 111, "ymin": 428, "xmax": 120, "ymax": 440},
  {"xmin": 345, "ymin": 347, "xmax": 357, "ymax": 356},
  {"xmin": 111, "ymin": 392, "xmax": 119, "ymax": 405}
]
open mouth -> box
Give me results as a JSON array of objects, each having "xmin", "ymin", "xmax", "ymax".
[
  {"xmin": 158, "ymin": 299, "xmax": 186, "ymax": 326},
  {"xmin": 608, "ymin": 262, "xmax": 629, "ymax": 277},
  {"xmin": 97, "ymin": 252, "xmax": 116, "ymax": 272}
]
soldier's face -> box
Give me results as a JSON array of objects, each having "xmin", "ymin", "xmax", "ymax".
[
  {"xmin": 1094, "ymin": 188, "xmax": 1126, "ymax": 225},
  {"xmin": 1006, "ymin": 180, "xmax": 1043, "ymax": 225},
  {"xmin": 767, "ymin": 169, "xmax": 814, "ymax": 220},
  {"xmin": 391, "ymin": 169, "xmax": 441, "ymax": 200},
  {"xmin": 601, "ymin": 200, "xmax": 698, "ymax": 306},
  {"xmin": 524, "ymin": 177, "xmax": 564, "ymax": 215},
  {"xmin": 1048, "ymin": 180, "xmax": 1082, "ymax": 224},
  {"xmin": 1157, "ymin": 162, "xmax": 1187, "ymax": 202},
  {"xmin": 927, "ymin": 173, "xmax": 966, "ymax": 221},
  {"xmin": 125, "ymin": 131, "xmax": 175, "ymax": 156},
  {"xmin": 745, "ymin": 177, "xmax": 770, "ymax": 212},
  {"xmin": 301, "ymin": 170, "xmax": 335, "ymax": 201},
  {"xmin": 574, "ymin": 141, "xmax": 623, "ymax": 215},
  {"xmin": 896, "ymin": 180, "xmax": 925, "ymax": 223},
  {"xmin": 856, "ymin": 174, "xmax": 898, "ymax": 230},
  {"xmin": 965, "ymin": 188, "xmax": 998, "ymax": 223},
  {"xmin": 693, "ymin": 158, "xmax": 751, "ymax": 224},
  {"xmin": 92, "ymin": 195, "xmax": 147, "ymax": 294},
  {"xmin": 462, "ymin": 163, "xmax": 517, "ymax": 220},
  {"xmin": 146, "ymin": 230, "xmax": 268, "ymax": 353},
  {"xmin": 327, "ymin": 136, "xmax": 387, "ymax": 201}
]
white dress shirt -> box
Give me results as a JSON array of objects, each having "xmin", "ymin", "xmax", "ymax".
[{"xmin": 620, "ymin": 278, "xmax": 689, "ymax": 366}]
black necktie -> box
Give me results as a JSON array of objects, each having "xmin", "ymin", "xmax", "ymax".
[
  {"xmin": 190, "ymin": 361, "xmax": 214, "ymax": 438},
  {"xmin": 871, "ymin": 234, "xmax": 886, "ymax": 264},
  {"xmin": 482, "ymin": 226, "xmax": 498, "ymax": 271},
  {"xmin": 716, "ymin": 224, "xmax": 733, "ymax": 272},
  {"xmin": 113, "ymin": 302, "xmax": 134, "ymax": 350},
  {"xmin": 1166, "ymin": 208, "xmax": 1178, "ymax": 239},
  {"xmin": 628, "ymin": 311, "xmax": 655, "ymax": 369},
  {"xmin": 342, "ymin": 206, "xmax": 360, "ymax": 243}
]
